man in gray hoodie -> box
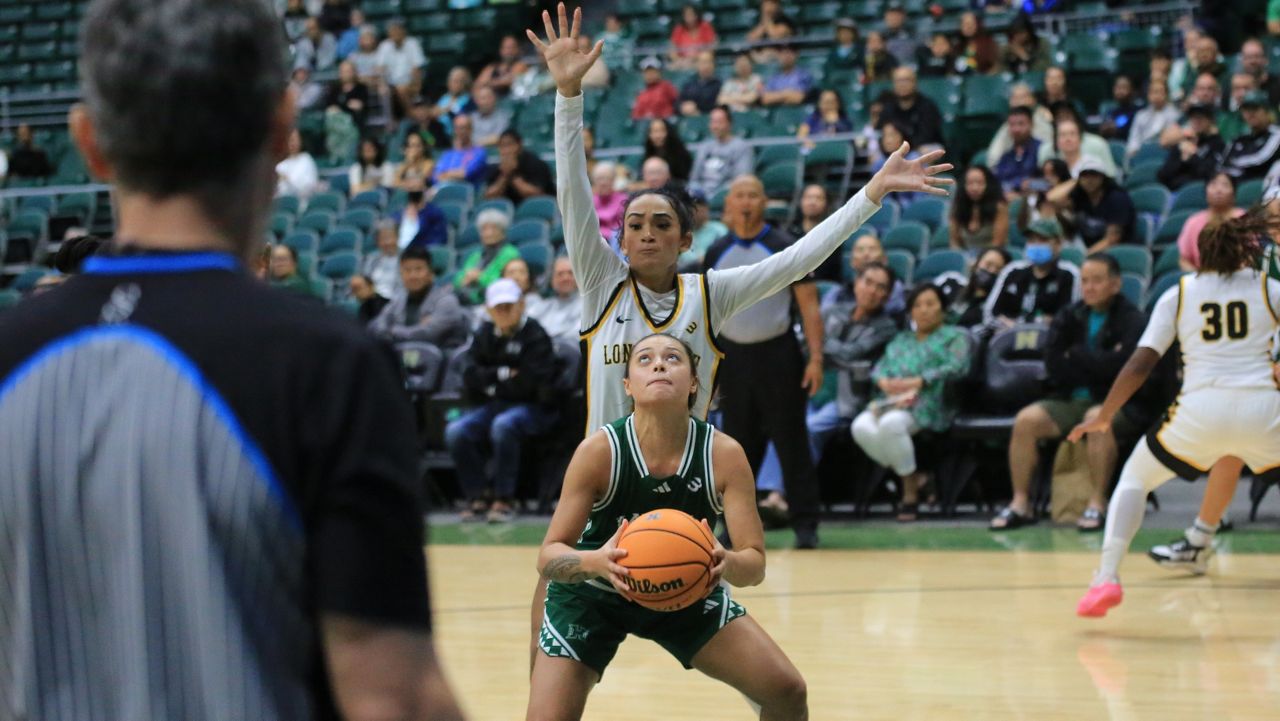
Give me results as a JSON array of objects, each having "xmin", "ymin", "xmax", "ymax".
[{"xmin": 689, "ymin": 105, "xmax": 754, "ymax": 196}]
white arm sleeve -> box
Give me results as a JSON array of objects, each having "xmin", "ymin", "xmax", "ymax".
[
  {"xmin": 1138, "ymin": 281, "xmax": 1180, "ymax": 355},
  {"xmin": 555, "ymin": 92, "xmax": 629, "ymax": 324},
  {"xmin": 706, "ymin": 189, "xmax": 881, "ymax": 328}
]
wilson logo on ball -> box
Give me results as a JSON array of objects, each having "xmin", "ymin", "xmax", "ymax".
[{"xmin": 624, "ymin": 576, "xmax": 686, "ymax": 594}]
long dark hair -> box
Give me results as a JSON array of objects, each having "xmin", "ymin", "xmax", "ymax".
[
  {"xmin": 644, "ymin": 119, "xmax": 692, "ymax": 180},
  {"xmin": 953, "ymin": 165, "xmax": 1004, "ymax": 227},
  {"xmin": 1198, "ymin": 204, "xmax": 1268, "ymax": 275}
]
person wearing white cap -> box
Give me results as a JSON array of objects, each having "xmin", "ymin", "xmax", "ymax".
[
  {"xmin": 444, "ymin": 277, "xmax": 559, "ymax": 523},
  {"xmin": 1046, "ymin": 155, "xmax": 1136, "ymax": 252}
]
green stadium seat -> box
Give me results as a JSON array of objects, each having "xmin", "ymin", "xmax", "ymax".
[
  {"xmin": 1120, "ymin": 273, "xmax": 1146, "ymax": 305},
  {"xmin": 517, "ymin": 240, "xmax": 553, "ymax": 279},
  {"xmin": 677, "ymin": 114, "xmax": 710, "ymax": 143},
  {"xmin": 1128, "ymin": 184, "xmax": 1170, "ymax": 220},
  {"xmin": 434, "ymin": 181, "xmax": 474, "ymax": 209},
  {"xmin": 362, "ymin": 0, "xmax": 401, "ymax": 19},
  {"xmin": 11, "ymin": 267, "xmax": 49, "ymax": 292},
  {"xmin": 0, "ymin": 288, "xmax": 19, "ymax": 309},
  {"xmin": 1145, "ymin": 271, "xmax": 1184, "ymax": 311},
  {"xmin": 515, "ymin": 196, "xmax": 559, "ymax": 224},
  {"xmin": 349, "ymin": 190, "xmax": 385, "ymax": 211},
  {"xmin": 297, "ymin": 210, "xmax": 335, "ymax": 236},
  {"xmin": 1169, "ymin": 181, "xmax": 1207, "ymax": 213},
  {"xmin": 881, "ymin": 221, "xmax": 929, "ymax": 257},
  {"xmin": 35, "ymin": 2, "xmax": 75, "ymax": 21},
  {"xmin": 1124, "ymin": 162, "xmax": 1162, "ymax": 189},
  {"xmin": 270, "ymin": 212, "xmax": 294, "ymax": 239},
  {"xmin": 1128, "ymin": 142, "xmax": 1165, "ymax": 168},
  {"xmin": 403, "ymin": 0, "xmax": 443, "ymax": 12},
  {"xmin": 318, "ymin": 251, "xmax": 359, "ymax": 282},
  {"xmin": 0, "ymin": 5, "xmax": 30, "ymax": 23},
  {"xmin": 1237, "ymin": 178, "xmax": 1265, "ymax": 207},
  {"xmin": 769, "ymin": 106, "xmax": 809, "ymax": 135},
  {"xmin": 804, "ymin": 141, "xmax": 852, "ymax": 171},
  {"xmin": 437, "ymin": 202, "xmax": 466, "ymax": 229},
  {"xmin": 283, "ymin": 230, "xmax": 319, "ymax": 255},
  {"xmin": 1153, "ymin": 244, "xmax": 1181, "ymax": 278},
  {"xmin": 425, "ymin": 32, "xmax": 467, "ymax": 54},
  {"xmin": 34, "ymin": 60, "xmax": 74, "ymax": 82},
  {"xmin": 617, "ymin": 0, "xmax": 659, "ymax": 18},
  {"xmin": 340, "ymin": 207, "xmax": 378, "ymax": 235},
  {"xmin": 454, "ymin": 7, "xmax": 497, "ymax": 30},
  {"xmin": 930, "ymin": 223, "xmax": 951, "ymax": 251},
  {"xmin": 713, "ymin": 9, "xmax": 756, "ymax": 33},
  {"xmin": 1059, "ymin": 246, "xmax": 1085, "ymax": 268},
  {"xmin": 18, "ymin": 40, "xmax": 57, "ymax": 60},
  {"xmin": 707, "ymin": 0, "xmax": 747, "ymax": 9},
  {"xmin": 915, "ymin": 250, "xmax": 967, "ymax": 281},
  {"xmin": 54, "ymin": 192, "xmax": 96, "ymax": 226},
  {"xmin": 408, "ymin": 13, "xmax": 450, "ymax": 33},
  {"xmin": 21, "ymin": 22, "xmax": 58, "ymax": 40},
  {"xmin": 0, "ymin": 63, "xmax": 29, "ymax": 85},
  {"xmin": 321, "ymin": 227, "xmax": 361, "ymax": 257},
  {"xmin": 274, "ymin": 195, "xmax": 302, "ymax": 218},
  {"xmin": 900, "ymin": 197, "xmax": 948, "ymax": 232},
  {"xmin": 797, "ymin": 2, "xmax": 841, "ymax": 28},
  {"xmin": 863, "ymin": 201, "xmax": 899, "ymax": 236},
  {"xmin": 428, "ymin": 245, "xmax": 457, "ymax": 275},
  {"xmin": 847, "ymin": 0, "xmax": 882, "ymax": 20},
  {"xmin": 1154, "ymin": 209, "xmax": 1196, "ymax": 246},
  {"xmin": 884, "ymin": 250, "xmax": 914, "ymax": 285},
  {"xmin": 631, "ymin": 15, "xmax": 671, "ymax": 43},
  {"xmin": 1105, "ymin": 246, "xmax": 1152, "ymax": 280}
]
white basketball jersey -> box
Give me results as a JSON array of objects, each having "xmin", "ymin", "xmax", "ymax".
[
  {"xmin": 580, "ymin": 274, "xmax": 724, "ymax": 435},
  {"xmin": 1141, "ymin": 269, "xmax": 1280, "ymax": 394}
]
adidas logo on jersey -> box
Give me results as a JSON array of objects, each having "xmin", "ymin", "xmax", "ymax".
[
  {"xmin": 703, "ymin": 598, "xmax": 720, "ymax": 614},
  {"xmin": 652, "ymin": 482, "xmax": 672, "ymax": 493}
]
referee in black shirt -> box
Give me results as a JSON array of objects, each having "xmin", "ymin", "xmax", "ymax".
[{"xmin": 0, "ymin": 2, "xmax": 464, "ymax": 720}]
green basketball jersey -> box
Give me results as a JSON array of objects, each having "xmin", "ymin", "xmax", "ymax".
[{"xmin": 576, "ymin": 414, "xmax": 723, "ymax": 557}]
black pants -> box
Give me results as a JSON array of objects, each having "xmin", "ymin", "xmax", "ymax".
[{"xmin": 718, "ymin": 333, "xmax": 819, "ymax": 530}]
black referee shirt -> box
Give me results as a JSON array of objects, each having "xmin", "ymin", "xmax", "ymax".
[{"xmin": 0, "ymin": 250, "xmax": 430, "ymax": 721}]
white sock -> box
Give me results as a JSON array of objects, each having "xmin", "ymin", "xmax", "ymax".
[
  {"xmin": 1185, "ymin": 517, "xmax": 1217, "ymax": 548},
  {"xmin": 1097, "ymin": 487, "xmax": 1145, "ymax": 585}
]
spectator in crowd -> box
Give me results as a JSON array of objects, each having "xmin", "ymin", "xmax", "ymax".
[
  {"xmin": 592, "ymin": 162, "xmax": 627, "ymax": 238},
  {"xmin": 678, "ymin": 51, "xmax": 722, "ymax": 116},
  {"xmin": 745, "ymin": 0, "xmax": 796, "ymax": 62},
  {"xmin": 689, "ymin": 106, "xmax": 754, "ymax": 196},
  {"xmin": 362, "ymin": 220, "xmax": 404, "ymax": 298},
  {"xmin": 1016, "ymin": 158, "xmax": 1072, "ymax": 232},
  {"xmin": 476, "ymin": 35, "xmax": 525, "ymax": 96},
  {"xmin": 990, "ymin": 253, "xmax": 1145, "ymax": 531},
  {"xmin": 317, "ymin": 0, "xmax": 351, "ymax": 34},
  {"xmin": 632, "ymin": 56, "xmax": 679, "ymax": 120},
  {"xmin": 348, "ymin": 274, "xmax": 389, "ymax": 324},
  {"xmin": 370, "ymin": 246, "xmax": 469, "ymax": 346},
  {"xmin": 459, "ymin": 209, "xmax": 521, "ymax": 305},
  {"xmin": 484, "ymin": 129, "xmax": 554, "ymax": 205},
  {"xmin": 334, "ymin": 7, "xmax": 363, "ymax": 60},
  {"xmin": 447, "ymin": 278, "xmax": 557, "ymax": 523},
  {"xmin": 917, "ymin": 32, "xmax": 957, "ymax": 78},
  {"xmin": 1221, "ymin": 90, "xmax": 1280, "ymax": 183},
  {"xmin": 1054, "ymin": 159, "xmax": 1136, "ymax": 252},
  {"xmin": 994, "ymin": 106, "xmax": 1042, "ymax": 196},
  {"xmin": 862, "ymin": 30, "xmax": 899, "ymax": 83},
  {"xmin": 955, "ymin": 11, "xmax": 999, "ymax": 75},
  {"xmin": 1240, "ymin": 38, "xmax": 1280, "ymax": 106},
  {"xmin": 704, "ymin": 175, "xmax": 823, "ymax": 548},
  {"xmin": 392, "ymin": 132, "xmax": 434, "ymax": 190},
  {"xmin": 349, "ymin": 24, "xmax": 382, "ymax": 83},
  {"xmin": 1098, "ymin": 75, "xmax": 1139, "ymax": 141},
  {"xmin": 573, "ymin": 33, "xmax": 610, "ymax": 89},
  {"xmin": 509, "ymin": 57, "xmax": 555, "ymax": 101},
  {"xmin": 295, "ymin": 17, "xmax": 336, "ymax": 72},
  {"xmin": 639, "ymin": 156, "xmax": 672, "ymax": 190},
  {"xmin": 950, "ymin": 165, "xmax": 1009, "ymax": 251},
  {"xmin": 670, "ymin": 4, "xmax": 716, "ymax": 68},
  {"xmin": 870, "ymin": 121, "xmax": 917, "ymax": 188},
  {"xmin": 433, "ymin": 114, "xmax": 488, "ymax": 186},
  {"xmin": 809, "ymin": 261, "xmax": 899, "ymax": 470},
  {"xmin": 986, "ymin": 83, "xmax": 1054, "ymax": 166},
  {"xmin": 0, "ymin": 147, "xmax": 8, "ymax": 185},
  {"xmin": 1175, "ymin": 34, "xmax": 1227, "ymax": 102},
  {"xmin": 528, "ymin": 257, "xmax": 582, "ymax": 344},
  {"xmin": 7, "ymin": 123, "xmax": 51, "ymax": 179},
  {"xmin": 1167, "ymin": 25, "xmax": 1204, "ymax": 101},
  {"xmin": 827, "ymin": 19, "xmax": 863, "ymax": 77},
  {"xmin": 1001, "ymin": 13, "xmax": 1051, "ymax": 74},
  {"xmin": 282, "ymin": 0, "xmax": 309, "ymax": 42},
  {"xmin": 268, "ymin": 244, "xmax": 311, "ymax": 294},
  {"xmin": 325, "ymin": 60, "xmax": 369, "ymax": 131},
  {"xmin": 1039, "ymin": 113, "xmax": 1118, "ymax": 178},
  {"xmin": 430, "ymin": 67, "xmax": 475, "ymax": 137},
  {"xmin": 393, "ymin": 179, "xmax": 447, "ymax": 249},
  {"xmin": 1125, "ymin": 79, "xmax": 1180, "ymax": 159},
  {"xmin": 275, "ymin": 129, "xmax": 319, "ymax": 200},
  {"xmin": 797, "ymin": 89, "xmax": 852, "ymax": 146},
  {"xmin": 678, "ymin": 190, "xmax": 729, "ymax": 270},
  {"xmin": 376, "ymin": 19, "xmax": 425, "ymax": 118},
  {"xmin": 644, "ymin": 118, "xmax": 694, "ymax": 181},
  {"xmin": 945, "ymin": 247, "xmax": 1011, "ymax": 327},
  {"xmin": 760, "ymin": 44, "xmax": 813, "ymax": 107},
  {"xmin": 1218, "ymin": 73, "xmax": 1259, "ymax": 144},
  {"xmin": 1177, "ymin": 171, "xmax": 1244, "ymax": 271},
  {"xmin": 984, "ymin": 218, "xmax": 1080, "ymax": 327},
  {"xmin": 788, "ymin": 185, "xmax": 831, "ymax": 242},
  {"xmin": 718, "ymin": 52, "xmax": 764, "ymax": 111},
  {"xmin": 501, "ymin": 257, "xmax": 541, "ymax": 311},
  {"xmin": 823, "ymin": 233, "xmax": 908, "ymax": 316},
  {"xmin": 1157, "ymin": 103, "xmax": 1224, "ymax": 189},
  {"xmin": 600, "ymin": 13, "xmax": 635, "ymax": 74},
  {"xmin": 348, "ymin": 137, "xmax": 390, "ymax": 197},
  {"xmin": 288, "ymin": 66, "xmax": 325, "ymax": 110},
  {"xmin": 853, "ymin": 284, "xmax": 970, "ymax": 522},
  {"xmin": 880, "ymin": 2, "xmax": 915, "ymax": 66},
  {"xmin": 470, "ymin": 85, "xmax": 511, "ymax": 147},
  {"xmin": 1148, "ymin": 47, "xmax": 1173, "ymax": 88},
  {"xmin": 879, "ymin": 67, "xmax": 945, "ymax": 149},
  {"xmin": 1183, "ymin": 70, "xmax": 1223, "ymax": 118},
  {"xmin": 1038, "ymin": 67, "xmax": 1084, "ymax": 120}
]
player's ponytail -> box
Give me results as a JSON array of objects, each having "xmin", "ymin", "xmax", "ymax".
[{"xmin": 1197, "ymin": 204, "xmax": 1269, "ymax": 276}]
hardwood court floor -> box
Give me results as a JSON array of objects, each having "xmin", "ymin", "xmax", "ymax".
[{"xmin": 428, "ymin": 542, "xmax": 1280, "ymax": 720}]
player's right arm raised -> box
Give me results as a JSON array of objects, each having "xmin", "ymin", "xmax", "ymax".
[
  {"xmin": 536, "ymin": 431, "xmax": 631, "ymax": 592},
  {"xmin": 530, "ymin": 4, "xmax": 627, "ymax": 302}
]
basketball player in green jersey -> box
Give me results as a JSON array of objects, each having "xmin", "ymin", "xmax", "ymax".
[{"xmin": 528, "ymin": 333, "xmax": 804, "ymax": 721}]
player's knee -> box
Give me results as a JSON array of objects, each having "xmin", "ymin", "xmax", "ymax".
[{"xmin": 768, "ymin": 669, "xmax": 808, "ymax": 716}]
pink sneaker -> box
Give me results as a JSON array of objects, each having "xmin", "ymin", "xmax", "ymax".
[{"xmin": 1077, "ymin": 582, "xmax": 1123, "ymax": 618}]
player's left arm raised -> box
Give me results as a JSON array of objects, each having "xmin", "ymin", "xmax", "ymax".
[{"xmin": 702, "ymin": 432, "xmax": 766, "ymax": 588}]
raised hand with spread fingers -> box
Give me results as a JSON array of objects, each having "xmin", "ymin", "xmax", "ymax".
[{"xmin": 525, "ymin": 3, "xmax": 603, "ymax": 98}]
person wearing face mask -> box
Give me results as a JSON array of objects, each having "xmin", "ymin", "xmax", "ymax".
[
  {"xmin": 392, "ymin": 180, "xmax": 448, "ymax": 250},
  {"xmin": 983, "ymin": 217, "xmax": 1081, "ymax": 329},
  {"xmin": 940, "ymin": 247, "xmax": 1010, "ymax": 328}
]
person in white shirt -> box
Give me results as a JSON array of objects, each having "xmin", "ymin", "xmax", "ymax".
[
  {"xmin": 275, "ymin": 129, "xmax": 319, "ymax": 200},
  {"xmin": 1125, "ymin": 79, "xmax": 1181, "ymax": 159},
  {"xmin": 349, "ymin": 25, "xmax": 382, "ymax": 83},
  {"xmin": 376, "ymin": 18, "xmax": 425, "ymax": 117},
  {"xmin": 362, "ymin": 220, "xmax": 405, "ymax": 299},
  {"xmin": 529, "ymin": 256, "xmax": 583, "ymax": 343}
]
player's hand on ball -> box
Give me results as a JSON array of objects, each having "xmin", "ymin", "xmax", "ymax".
[
  {"xmin": 864, "ymin": 142, "xmax": 954, "ymax": 202},
  {"xmin": 594, "ymin": 519, "xmax": 631, "ymax": 594},
  {"xmin": 701, "ymin": 519, "xmax": 726, "ymax": 593},
  {"xmin": 526, "ymin": 3, "xmax": 603, "ymax": 97}
]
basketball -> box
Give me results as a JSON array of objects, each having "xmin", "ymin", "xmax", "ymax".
[{"xmin": 616, "ymin": 508, "xmax": 717, "ymax": 612}]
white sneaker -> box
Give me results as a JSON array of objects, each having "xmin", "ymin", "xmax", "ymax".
[{"xmin": 1147, "ymin": 538, "xmax": 1214, "ymax": 574}]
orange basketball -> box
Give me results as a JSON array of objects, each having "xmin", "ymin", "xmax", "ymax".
[{"xmin": 616, "ymin": 508, "xmax": 716, "ymax": 612}]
